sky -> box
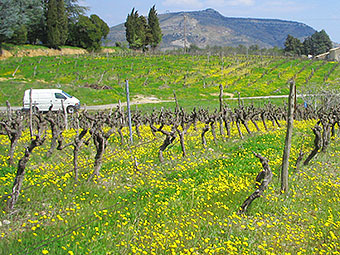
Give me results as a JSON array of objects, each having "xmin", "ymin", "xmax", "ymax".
[{"xmin": 80, "ymin": 0, "xmax": 340, "ymax": 43}]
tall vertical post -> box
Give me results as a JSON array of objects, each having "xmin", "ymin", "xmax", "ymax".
[
  {"xmin": 173, "ymin": 90, "xmax": 180, "ymax": 112},
  {"xmin": 61, "ymin": 99, "xmax": 68, "ymax": 130},
  {"xmin": 219, "ymin": 84, "xmax": 225, "ymax": 138},
  {"xmin": 126, "ymin": 80, "xmax": 133, "ymax": 144},
  {"xmin": 281, "ymin": 79, "xmax": 295, "ymax": 194},
  {"xmin": 6, "ymin": 100, "xmax": 11, "ymax": 121},
  {"xmin": 29, "ymin": 88, "xmax": 33, "ymax": 139}
]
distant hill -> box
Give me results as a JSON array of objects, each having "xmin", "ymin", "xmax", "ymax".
[{"xmin": 107, "ymin": 8, "xmax": 316, "ymax": 50}]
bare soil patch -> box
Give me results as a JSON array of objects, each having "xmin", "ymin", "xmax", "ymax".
[
  {"xmin": 210, "ymin": 92, "xmax": 235, "ymax": 98},
  {"xmin": 132, "ymin": 95, "xmax": 173, "ymax": 104},
  {"xmin": 0, "ymin": 47, "xmax": 115, "ymax": 60}
]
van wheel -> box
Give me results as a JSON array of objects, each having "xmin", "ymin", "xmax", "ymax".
[
  {"xmin": 67, "ymin": 106, "xmax": 75, "ymax": 114},
  {"xmin": 32, "ymin": 106, "xmax": 39, "ymax": 114}
]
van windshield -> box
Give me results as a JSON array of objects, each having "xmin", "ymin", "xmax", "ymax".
[{"xmin": 62, "ymin": 91, "xmax": 72, "ymax": 98}]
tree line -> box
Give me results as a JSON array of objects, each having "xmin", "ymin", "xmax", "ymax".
[
  {"xmin": 284, "ymin": 30, "xmax": 333, "ymax": 57},
  {"xmin": 124, "ymin": 5, "xmax": 162, "ymax": 51},
  {"xmin": 0, "ymin": 0, "xmax": 109, "ymax": 52}
]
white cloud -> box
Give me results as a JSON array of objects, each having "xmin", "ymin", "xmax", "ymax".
[
  {"xmin": 163, "ymin": 0, "xmax": 204, "ymax": 8},
  {"xmin": 228, "ymin": 0, "xmax": 255, "ymax": 6},
  {"xmin": 205, "ymin": 0, "xmax": 255, "ymax": 7}
]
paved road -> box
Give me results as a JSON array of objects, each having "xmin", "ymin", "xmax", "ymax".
[
  {"xmin": 0, "ymin": 99, "xmax": 174, "ymax": 111},
  {"xmin": 0, "ymin": 94, "xmax": 311, "ymax": 111}
]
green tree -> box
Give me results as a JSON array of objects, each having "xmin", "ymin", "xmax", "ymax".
[
  {"xmin": 125, "ymin": 8, "xmax": 138, "ymax": 49},
  {"xmin": 26, "ymin": 1, "xmax": 46, "ymax": 44},
  {"xmin": 0, "ymin": 0, "xmax": 42, "ymax": 50},
  {"xmin": 90, "ymin": 14, "xmax": 109, "ymax": 40},
  {"xmin": 125, "ymin": 8, "xmax": 148, "ymax": 50},
  {"xmin": 57, "ymin": 0, "xmax": 68, "ymax": 45},
  {"xmin": 40, "ymin": 0, "xmax": 88, "ymax": 45},
  {"xmin": 46, "ymin": 0, "xmax": 59, "ymax": 48},
  {"xmin": 68, "ymin": 14, "xmax": 109, "ymax": 51},
  {"xmin": 0, "ymin": 0, "xmax": 25, "ymax": 46},
  {"xmin": 303, "ymin": 30, "xmax": 332, "ymax": 56},
  {"xmin": 64, "ymin": 0, "xmax": 89, "ymax": 22},
  {"xmin": 8, "ymin": 25, "xmax": 27, "ymax": 44},
  {"xmin": 147, "ymin": 5, "xmax": 162, "ymax": 50},
  {"xmin": 47, "ymin": 0, "xmax": 68, "ymax": 48},
  {"xmin": 302, "ymin": 37, "xmax": 313, "ymax": 56},
  {"xmin": 284, "ymin": 34, "xmax": 303, "ymax": 55},
  {"xmin": 138, "ymin": 15, "xmax": 148, "ymax": 51}
]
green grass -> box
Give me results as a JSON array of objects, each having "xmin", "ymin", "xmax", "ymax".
[
  {"xmin": 1, "ymin": 51, "xmax": 340, "ymax": 254},
  {"xmin": 1, "ymin": 53, "xmax": 339, "ymax": 108},
  {"xmin": 0, "ymin": 118, "xmax": 339, "ymax": 254}
]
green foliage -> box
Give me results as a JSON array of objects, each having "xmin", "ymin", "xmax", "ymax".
[
  {"xmin": 125, "ymin": 8, "xmax": 145, "ymax": 50},
  {"xmin": 147, "ymin": 5, "xmax": 162, "ymax": 50},
  {"xmin": 1, "ymin": 52, "xmax": 340, "ymax": 109},
  {"xmin": 284, "ymin": 30, "xmax": 333, "ymax": 57},
  {"xmin": 68, "ymin": 14, "xmax": 109, "ymax": 52},
  {"xmin": 0, "ymin": 114, "xmax": 339, "ymax": 254},
  {"xmin": 303, "ymin": 30, "xmax": 333, "ymax": 56},
  {"xmin": 0, "ymin": 0, "xmax": 42, "ymax": 46},
  {"xmin": 47, "ymin": 0, "xmax": 68, "ymax": 49},
  {"xmin": 284, "ymin": 35, "xmax": 303, "ymax": 56},
  {"xmin": 188, "ymin": 44, "xmax": 201, "ymax": 53},
  {"xmin": 125, "ymin": 6, "xmax": 162, "ymax": 51},
  {"xmin": 57, "ymin": 0, "xmax": 68, "ymax": 45},
  {"xmin": 90, "ymin": 14, "xmax": 110, "ymax": 40},
  {"xmin": 64, "ymin": 0, "xmax": 89, "ymax": 22},
  {"xmin": 7, "ymin": 25, "xmax": 27, "ymax": 45},
  {"xmin": 0, "ymin": 0, "xmax": 99, "ymax": 51},
  {"xmin": 26, "ymin": 4, "xmax": 46, "ymax": 45},
  {"xmin": 0, "ymin": 0, "xmax": 25, "ymax": 42},
  {"xmin": 46, "ymin": 0, "xmax": 59, "ymax": 48}
]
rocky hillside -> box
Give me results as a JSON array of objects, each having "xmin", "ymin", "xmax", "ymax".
[{"xmin": 107, "ymin": 8, "xmax": 316, "ymax": 50}]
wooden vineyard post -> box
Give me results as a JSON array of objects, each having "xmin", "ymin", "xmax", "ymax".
[
  {"xmin": 126, "ymin": 80, "xmax": 133, "ymax": 144},
  {"xmin": 6, "ymin": 100, "xmax": 11, "ymax": 121},
  {"xmin": 29, "ymin": 88, "xmax": 33, "ymax": 139},
  {"xmin": 219, "ymin": 84, "xmax": 225, "ymax": 138},
  {"xmin": 61, "ymin": 99, "xmax": 68, "ymax": 130},
  {"xmin": 281, "ymin": 79, "xmax": 295, "ymax": 194},
  {"xmin": 173, "ymin": 90, "xmax": 180, "ymax": 112}
]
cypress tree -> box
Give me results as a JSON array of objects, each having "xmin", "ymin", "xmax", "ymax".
[
  {"xmin": 57, "ymin": 0, "xmax": 68, "ymax": 45},
  {"xmin": 137, "ymin": 15, "xmax": 148, "ymax": 51},
  {"xmin": 147, "ymin": 5, "xmax": 162, "ymax": 50},
  {"xmin": 47, "ymin": 0, "xmax": 68, "ymax": 48},
  {"xmin": 125, "ymin": 8, "xmax": 146, "ymax": 50},
  {"xmin": 47, "ymin": 0, "xmax": 60, "ymax": 48},
  {"xmin": 125, "ymin": 8, "xmax": 137, "ymax": 49}
]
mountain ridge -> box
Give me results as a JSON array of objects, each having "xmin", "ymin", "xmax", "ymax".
[{"xmin": 107, "ymin": 8, "xmax": 316, "ymax": 50}]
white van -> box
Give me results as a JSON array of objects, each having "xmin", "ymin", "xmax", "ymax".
[{"xmin": 23, "ymin": 89, "xmax": 80, "ymax": 113}]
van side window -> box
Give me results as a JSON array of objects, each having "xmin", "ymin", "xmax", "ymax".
[{"xmin": 55, "ymin": 93, "xmax": 67, "ymax": 100}]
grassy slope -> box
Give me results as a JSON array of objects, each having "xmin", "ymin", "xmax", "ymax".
[
  {"xmin": 0, "ymin": 51, "xmax": 339, "ymax": 110},
  {"xmin": 1, "ymin": 49, "xmax": 340, "ymax": 254},
  {"xmin": 0, "ymin": 119, "xmax": 339, "ymax": 254}
]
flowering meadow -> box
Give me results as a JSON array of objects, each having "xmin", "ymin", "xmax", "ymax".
[
  {"xmin": 0, "ymin": 53, "xmax": 340, "ymax": 108},
  {"xmin": 0, "ymin": 117, "xmax": 339, "ymax": 254}
]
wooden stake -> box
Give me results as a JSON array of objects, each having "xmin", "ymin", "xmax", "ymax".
[
  {"xmin": 126, "ymin": 80, "xmax": 133, "ymax": 144},
  {"xmin": 281, "ymin": 79, "xmax": 295, "ymax": 194},
  {"xmin": 29, "ymin": 88, "xmax": 33, "ymax": 139}
]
